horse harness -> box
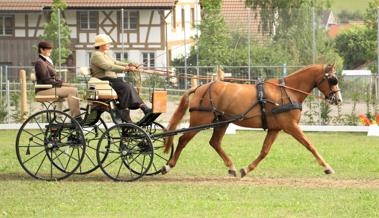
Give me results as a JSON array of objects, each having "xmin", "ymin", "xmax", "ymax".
[{"xmin": 189, "ymin": 79, "xmax": 303, "ymax": 131}]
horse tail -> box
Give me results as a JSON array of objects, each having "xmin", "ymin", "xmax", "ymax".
[{"xmin": 164, "ymin": 87, "xmax": 196, "ymax": 153}]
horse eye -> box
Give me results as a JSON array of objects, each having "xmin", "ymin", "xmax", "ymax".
[{"xmin": 328, "ymin": 77, "xmax": 338, "ymax": 85}]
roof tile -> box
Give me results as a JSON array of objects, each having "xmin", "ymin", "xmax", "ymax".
[{"xmin": 0, "ymin": 0, "xmax": 175, "ymax": 11}]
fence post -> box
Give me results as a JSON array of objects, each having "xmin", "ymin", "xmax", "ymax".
[
  {"xmin": 0, "ymin": 66, "xmax": 2, "ymax": 99},
  {"xmin": 19, "ymin": 70, "xmax": 28, "ymax": 121},
  {"xmin": 6, "ymin": 80, "xmax": 10, "ymax": 124},
  {"xmin": 283, "ymin": 63, "xmax": 287, "ymax": 77},
  {"xmin": 216, "ymin": 68, "xmax": 224, "ymax": 81},
  {"xmin": 191, "ymin": 76, "xmax": 198, "ymax": 88}
]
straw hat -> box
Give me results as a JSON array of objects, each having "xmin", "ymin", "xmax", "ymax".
[{"xmin": 94, "ymin": 34, "xmax": 113, "ymax": 47}]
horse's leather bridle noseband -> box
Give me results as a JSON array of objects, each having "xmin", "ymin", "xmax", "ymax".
[{"xmin": 315, "ymin": 65, "xmax": 340, "ymax": 104}]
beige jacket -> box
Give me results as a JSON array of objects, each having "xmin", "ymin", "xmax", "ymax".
[{"xmin": 90, "ymin": 50, "xmax": 128, "ymax": 78}]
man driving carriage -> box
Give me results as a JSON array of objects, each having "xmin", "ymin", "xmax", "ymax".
[{"xmin": 90, "ymin": 34, "xmax": 152, "ymax": 123}]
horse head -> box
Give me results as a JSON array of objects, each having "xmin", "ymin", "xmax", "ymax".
[{"xmin": 315, "ymin": 63, "xmax": 343, "ymax": 105}]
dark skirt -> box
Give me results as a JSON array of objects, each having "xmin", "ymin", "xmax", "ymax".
[{"xmin": 100, "ymin": 77, "xmax": 143, "ymax": 110}]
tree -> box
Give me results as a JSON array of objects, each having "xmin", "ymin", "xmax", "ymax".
[
  {"xmin": 363, "ymin": 0, "xmax": 379, "ymax": 73},
  {"xmin": 40, "ymin": 0, "xmax": 71, "ymax": 66},
  {"xmin": 335, "ymin": 26, "xmax": 376, "ymax": 69},
  {"xmin": 244, "ymin": 0, "xmax": 342, "ymax": 67},
  {"xmin": 244, "ymin": 0, "xmax": 331, "ymax": 34},
  {"xmin": 196, "ymin": 0, "xmax": 231, "ymax": 66},
  {"xmin": 364, "ymin": 0, "xmax": 379, "ymax": 30}
]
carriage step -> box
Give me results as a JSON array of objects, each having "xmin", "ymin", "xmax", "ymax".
[{"xmin": 136, "ymin": 113, "xmax": 161, "ymax": 126}]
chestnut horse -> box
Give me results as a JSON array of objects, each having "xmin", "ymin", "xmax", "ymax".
[{"xmin": 162, "ymin": 64, "xmax": 342, "ymax": 177}]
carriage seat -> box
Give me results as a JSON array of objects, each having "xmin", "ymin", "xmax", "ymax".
[
  {"xmin": 30, "ymin": 72, "xmax": 64, "ymax": 103},
  {"xmin": 80, "ymin": 67, "xmax": 118, "ymax": 100}
]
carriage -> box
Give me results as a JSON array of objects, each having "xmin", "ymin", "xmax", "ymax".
[
  {"xmin": 16, "ymin": 64, "xmax": 342, "ymax": 181},
  {"xmin": 15, "ymin": 68, "xmax": 174, "ymax": 182}
]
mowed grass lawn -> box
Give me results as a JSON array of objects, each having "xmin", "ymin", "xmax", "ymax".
[{"xmin": 0, "ymin": 129, "xmax": 379, "ymax": 218}]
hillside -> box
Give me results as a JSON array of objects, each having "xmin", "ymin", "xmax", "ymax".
[{"xmin": 331, "ymin": 0, "xmax": 371, "ymax": 13}]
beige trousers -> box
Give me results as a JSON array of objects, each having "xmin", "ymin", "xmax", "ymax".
[{"xmin": 37, "ymin": 86, "xmax": 80, "ymax": 117}]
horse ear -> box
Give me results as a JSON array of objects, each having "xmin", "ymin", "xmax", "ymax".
[{"xmin": 326, "ymin": 63, "xmax": 336, "ymax": 73}]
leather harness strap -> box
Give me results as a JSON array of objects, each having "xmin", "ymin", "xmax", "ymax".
[
  {"xmin": 271, "ymin": 78, "xmax": 302, "ymax": 114},
  {"xmin": 188, "ymin": 79, "xmax": 303, "ymax": 131},
  {"xmin": 256, "ymin": 82, "xmax": 268, "ymax": 130}
]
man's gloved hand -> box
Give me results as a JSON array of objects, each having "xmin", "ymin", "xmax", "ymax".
[{"xmin": 128, "ymin": 63, "xmax": 143, "ymax": 72}]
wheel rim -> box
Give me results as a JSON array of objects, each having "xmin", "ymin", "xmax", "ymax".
[
  {"xmin": 15, "ymin": 110, "xmax": 85, "ymax": 181},
  {"xmin": 64, "ymin": 108, "xmax": 108, "ymax": 174},
  {"xmin": 97, "ymin": 123, "xmax": 154, "ymax": 182},
  {"xmin": 143, "ymin": 122, "xmax": 173, "ymax": 175}
]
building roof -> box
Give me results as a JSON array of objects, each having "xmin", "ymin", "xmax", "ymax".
[
  {"xmin": 0, "ymin": 0, "xmax": 176, "ymax": 11},
  {"xmin": 221, "ymin": 0, "xmax": 270, "ymax": 41}
]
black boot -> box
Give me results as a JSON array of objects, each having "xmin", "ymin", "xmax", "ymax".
[{"xmin": 140, "ymin": 104, "xmax": 152, "ymax": 115}]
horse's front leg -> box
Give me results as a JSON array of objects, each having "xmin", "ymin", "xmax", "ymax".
[
  {"xmin": 240, "ymin": 130, "xmax": 279, "ymax": 177},
  {"xmin": 209, "ymin": 125, "xmax": 237, "ymax": 177},
  {"xmin": 284, "ymin": 125, "xmax": 335, "ymax": 174},
  {"xmin": 161, "ymin": 131, "xmax": 199, "ymax": 174}
]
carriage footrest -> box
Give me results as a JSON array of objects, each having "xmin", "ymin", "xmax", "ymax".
[
  {"xmin": 45, "ymin": 123, "xmax": 76, "ymax": 130},
  {"xmin": 136, "ymin": 113, "xmax": 161, "ymax": 126},
  {"xmin": 271, "ymin": 103, "xmax": 302, "ymax": 114}
]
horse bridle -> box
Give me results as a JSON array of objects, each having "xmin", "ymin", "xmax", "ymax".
[{"xmin": 315, "ymin": 65, "xmax": 340, "ymax": 103}]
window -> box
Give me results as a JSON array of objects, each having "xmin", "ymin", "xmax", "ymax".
[
  {"xmin": 0, "ymin": 15, "xmax": 14, "ymax": 36},
  {"xmin": 172, "ymin": 8, "xmax": 176, "ymax": 31},
  {"xmin": 168, "ymin": 49, "xmax": 172, "ymax": 66},
  {"xmin": 87, "ymin": 52, "xmax": 92, "ymax": 66},
  {"xmin": 190, "ymin": 8, "xmax": 195, "ymax": 28},
  {"xmin": 79, "ymin": 11, "xmax": 97, "ymax": 30},
  {"xmin": 114, "ymin": 52, "xmax": 128, "ymax": 61},
  {"xmin": 121, "ymin": 11, "xmax": 138, "ymax": 30},
  {"xmin": 181, "ymin": 8, "xmax": 185, "ymax": 29},
  {"xmin": 142, "ymin": 52, "xmax": 155, "ymax": 68}
]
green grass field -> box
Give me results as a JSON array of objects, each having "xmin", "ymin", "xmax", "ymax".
[
  {"xmin": 331, "ymin": 0, "xmax": 371, "ymax": 13},
  {"xmin": 1, "ymin": 129, "xmax": 379, "ymax": 218}
]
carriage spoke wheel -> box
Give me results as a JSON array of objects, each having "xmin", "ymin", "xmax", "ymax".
[
  {"xmin": 142, "ymin": 122, "xmax": 173, "ymax": 175},
  {"xmin": 96, "ymin": 123, "xmax": 154, "ymax": 182},
  {"xmin": 64, "ymin": 108, "xmax": 108, "ymax": 174},
  {"xmin": 15, "ymin": 110, "xmax": 85, "ymax": 181}
]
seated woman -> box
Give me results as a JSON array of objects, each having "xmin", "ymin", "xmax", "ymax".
[
  {"xmin": 90, "ymin": 34, "xmax": 151, "ymax": 123},
  {"xmin": 34, "ymin": 41, "xmax": 81, "ymax": 120}
]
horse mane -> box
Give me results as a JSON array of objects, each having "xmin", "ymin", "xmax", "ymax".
[{"xmin": 285, "ymin": 64, "xmax": 321, "ymax": 78}]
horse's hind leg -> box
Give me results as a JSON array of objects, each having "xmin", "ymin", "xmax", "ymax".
[
  {"xmin": 240, "ymin": 130, "xmax": 279, "ymax": 178},
  {"xmin": 284, "ymin": 125, "xmax": 334, "ymax": 174},
  {"xmin": 209, "ymin": 125, "xmax": 237, "ymax": 177}
]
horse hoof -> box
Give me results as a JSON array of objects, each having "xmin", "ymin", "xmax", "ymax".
[
  {"xmin": 161, "ymin": 165, "xmax": 171, "ymax": 175},
  {"xmin": 228, "ymin": 170, "xmax": 237, "ymax": 177},
  {"xmin": 324, "ymin": 168, "xmax": 335, "ymax": 174},
  {"xmin": 240, "ymin": 168, "xmax": 247, "ymax": 178}
]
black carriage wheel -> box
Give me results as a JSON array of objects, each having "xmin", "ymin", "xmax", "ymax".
[
  {"xmin": 15, "ymin": 110, "xmax": 85, "ymax": 181},
  {"xmin": 96, "ymin": 123, "xmax": 154, "ymax": 182},
  {"xmin": 64, "ymin": 108, "xmax": 108, "ymax": 174},
  {"xmin": 143, "ymin": 122, "xmax": 174, "ymax": 175}
]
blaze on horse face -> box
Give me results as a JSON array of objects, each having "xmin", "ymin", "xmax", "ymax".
[{"xmin": 316, "ymin": 63, "xmax": 343, "ymax": 105}]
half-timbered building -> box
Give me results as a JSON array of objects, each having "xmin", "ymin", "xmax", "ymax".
[{"xmin": 0, "ymin": 0, "xmax": 200, "ymax": 76}]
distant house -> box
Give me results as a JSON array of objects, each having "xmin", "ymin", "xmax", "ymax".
[
  {"xmin": 321, "ymin": 10, "xmax": 338, "ymax": 29},
  {"xmin": 0, "ymin": 0, "xmax": 202, "ymax": 79},
  {"xmin": 166, "ymin": 0, "xmax": 201, "ymax": 65},
  {"xmin": 220, "ymin": 0, "xmax": 269, "ymax": 42},
  {"xmin": 327, "ymin": 21, "xmax": 364, "ymax": 39}
]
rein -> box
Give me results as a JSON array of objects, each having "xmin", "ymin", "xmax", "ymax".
[{"xmin": 264, "ymin": 79, "xmax": 340, "ymax": 102}]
